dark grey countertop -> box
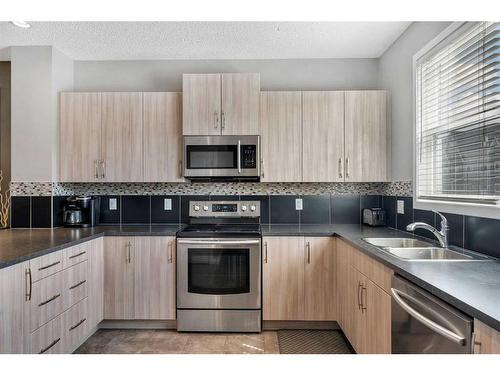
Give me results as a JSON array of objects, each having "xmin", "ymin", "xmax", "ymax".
[{"xmin": 1, "ymin": 223, "xmax": 500, "ymax": 331}]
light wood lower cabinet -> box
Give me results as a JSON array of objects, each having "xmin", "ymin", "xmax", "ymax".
[
  {"xmin": 62, "ymin": 298, "xmax": 89, "ymax": 353},
  {"xmin": 104, "ymin": 236, "xmax": 176, "ymax": 320},
  {"xmin": 473, "ymin": 319, "xmax": 500, "ymax": 354},
  {"xmin": 263, "ymin": 236, "xmax": 336, "ymax": 321},
  {"xmin": 30, "ymin": 315, "xmax": 64, "ymax": 354},
  {"xmin": 88, "ymin": 237, "xmax": 104, "ymax": 329}
]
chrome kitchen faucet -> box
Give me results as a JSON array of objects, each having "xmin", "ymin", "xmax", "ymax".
[{"xmin": 406, "ymin": 211, "xmax": 449, "ymax": 248}]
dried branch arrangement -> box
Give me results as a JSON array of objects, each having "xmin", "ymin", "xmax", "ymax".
[{"xmin": 0, "ymin": 170, "xmax": 11, "ymax": 228}]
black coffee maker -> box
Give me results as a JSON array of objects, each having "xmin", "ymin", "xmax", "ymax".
[{"xmin": 63, "ymin": 196, "xmax": 100, "ymax": 227}]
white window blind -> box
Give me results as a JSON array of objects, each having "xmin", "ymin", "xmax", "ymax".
[{"xmin": 415, "ymin": 22, "xmax": 500, "ymax": 206}]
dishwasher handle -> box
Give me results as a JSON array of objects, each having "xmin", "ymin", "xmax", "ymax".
[{"xmin": 391, "ymin": 287, "xmax": 466, "ymax": 346}]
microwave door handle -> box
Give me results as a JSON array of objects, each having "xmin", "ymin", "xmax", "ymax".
[
  {"xmin": 237, "ymin": 140, "xmax": 242, "ymax": 174},
  {"xmin": 391, "ymin": 288, "xmax": 466, "ymax": 346}
]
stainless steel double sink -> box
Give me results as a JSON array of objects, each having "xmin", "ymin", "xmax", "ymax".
[{"xmin": 361, "ymin": 237, "xmax": 490, "ymax": 261}]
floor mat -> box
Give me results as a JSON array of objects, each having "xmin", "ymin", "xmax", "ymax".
[{"xmin": 277, "ymin": 329, "xmax": 354, "ymax": 354}]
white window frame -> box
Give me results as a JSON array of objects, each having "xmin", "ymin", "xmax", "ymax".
[{"xmin": 412, "ymin": 22, "xmax": 500, "ymax": 220}]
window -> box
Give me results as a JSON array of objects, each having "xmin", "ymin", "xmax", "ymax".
[{"xmin": 415, "ymin": 22, "xmax": 500, "ymax": 207}]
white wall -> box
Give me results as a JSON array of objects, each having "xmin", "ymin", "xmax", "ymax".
[
  {"xmin": 378, "ymin": 22, "xmax": 451, "ymax": 181},
  {"xmin": 11, "ymin": 46, "xmax": 73, "ymax": 182},
  {"xmin": 73, "ymin": 58, "xmax": 379, "ymax": 91}
]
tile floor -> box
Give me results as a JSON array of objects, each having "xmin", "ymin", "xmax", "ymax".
[{"xmin": 74, "ymin": 329, "xmax": 280, "ymax": 354}]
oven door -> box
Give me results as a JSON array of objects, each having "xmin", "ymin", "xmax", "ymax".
[
  {"xmin": 183, "ymin": 135, "xmax": 260, "ymax": 178},
  {"xmin": 177, "ymin": 238, "xmax": 261, "ymax": 309}
]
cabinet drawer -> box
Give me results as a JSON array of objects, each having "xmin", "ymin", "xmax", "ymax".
[
  {"xmin": 62, "ymin": 298, "xmax": 89, "ymax": 353},
  {"xmin": 63, "ymin": 244, "xmax": 90, "ymax": 269},
  {"xmin": 31, "ymin": 315, "xmax": 63, "ymax": 354},
  {"xmin": 63, "ymin": 261, "xmax": 89, "ymax": 310},
  {"xmin": 30, "ymin": 272, "xmax": 65, "ymax": 331},
  {"xmin": 30, "ymin": 251, "xmax": 63, "ymax": 282}
]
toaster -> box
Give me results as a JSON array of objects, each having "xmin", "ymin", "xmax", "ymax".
[{"xmin": 362, "ymin": 208, "xmax": 386, "ymax": 227}]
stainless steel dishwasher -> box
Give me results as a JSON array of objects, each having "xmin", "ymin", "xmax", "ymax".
[{"xmin": 391, "ymin": 275, "xmax": 473, "ymax": 354}]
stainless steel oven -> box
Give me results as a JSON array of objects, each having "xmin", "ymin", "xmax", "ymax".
[{"xmin": 183, "ymin": 135, "xmax": 260, "ymax": 179}]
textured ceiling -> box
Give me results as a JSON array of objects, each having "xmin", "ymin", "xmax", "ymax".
[{"xmin": 0, "ymin": 22, "xmax": 410, "ymax": 60}]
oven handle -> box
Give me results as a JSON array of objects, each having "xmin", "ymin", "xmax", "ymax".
[{"xmin": 177, "ymin": 239, "xmax": 261, "ymax": 245}]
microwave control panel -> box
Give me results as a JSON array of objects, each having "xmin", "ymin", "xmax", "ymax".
[{"xmin": 240, "ymin": 145, "xmax": 257, "ymax": 169}]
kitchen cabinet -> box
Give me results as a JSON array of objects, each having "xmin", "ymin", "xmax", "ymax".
[
  {"xmin": 262, "ymin": 236, "xmax": 336, "ymax": 321},
  {"xmin": 61, "ymin": 298, "xmax": 89, "ymax": 353},
  {"xmin": 143, "ymin": 92, "xmax": 184, "ymax": 182},
  {"xmin": 59, "ymin": 92, "xmax": 102, "ymax": 182},
  {"xmin": 473, "ymin": 319, "xmax": 500, "ymax": 354},
  {"xmin": 302, "ymin": 91, "xmax": 345, "ymax": 182},
  {"xmin": 133, "ymin": 237, "xmax": 176, "ymax": 320},
  {"xmin": 30, "ymin": 315, "xmax": 63, "ymax": 354},
  {"xmin": 101, "ymin": 92, "xmax": 144, "ymax": 182},
  {"xmin": 260, "ymin": 92, "xmax": 302, "ymax": 182},
  {"xmin": 103, "ymin": 237, "xmax": 135, "ymax": 319},
  {"xmin": 344, "ymin": 91, "xmax": 390, "ymax": 182},
  {"xmin": 88, "ymin": 238, "xmax": 104, "ymax": 329},
  {"xmin": 0, "ymin": 261, "xmax": 29, "ymax": 353},
  {"xmin": 183, "ymin": 73, "xmax": 260, "ymax": 136},
  {"xmin": 104, "ymin": 236, "xmax": 176, "ymax": 320}
]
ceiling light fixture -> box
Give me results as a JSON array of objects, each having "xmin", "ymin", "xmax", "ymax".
[{"xmin": 11, "ymin": 21, "xmax": 31, "ymax": 29}]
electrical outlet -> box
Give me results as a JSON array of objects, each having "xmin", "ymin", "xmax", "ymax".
[
  {"xmin": 109, "ymin": 198, "xmax": 117, "ymax": 210},
  {"xmin": 397, "ymin": 200, "xmax": 405, "ymax": 215},
  {"xmin": 164, "ymin": 198, "xmax": 172, "ymax": 211},
  {"xmin": 295, "ymin": 198, "xmax": 303, "ymax": 210}
]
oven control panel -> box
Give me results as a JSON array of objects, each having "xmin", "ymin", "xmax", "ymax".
[{"xmin": 189, "ymin": 201, "xmax": 260, "ymax": 217}]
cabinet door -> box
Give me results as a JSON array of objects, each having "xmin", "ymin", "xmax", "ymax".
[
  {"xmin": 304, "ymin": 237, "xmax": 336, "ymax": 320},
  {"xmin": 302, "ymin": 91, "xmax": 345, "ymax": 182},
  {"xmin": 101, "ymin": 92, "xmax": 143, "ymax": 182},
  {"xmin": 103, "ymin": 237, "xmax": 134, "ymax": 319},
  {"xmin": 59, "ymin": 92, "xmax": 101, "ymax": 182},
  {"xmin": 474, "ymin": 319, "xmax": 500, "ymax": 354},
  {"xmin": 260, "ymin": 92, "xmax": 302, "ymax": 182},
  {"xmin": 88, "ymin": 238, "xmax": 104, "ymax": 329},
  {"xmin": 143, "ymin": 92, "xmax": 184, "ymax": 182},
  {"xmin": 0, "ymin": 261, "xmax": 28, "ymax": 353},
  {"xmin": 221, "ymin": 73, "xmax": 260, "ymax": 135},
  {"xmin": 262, "ymin": 237, "xmax": 305, "ymax": 320},
  {"xmin": 345, "ymin": 267, "xmax": 366, "ymax": 353},
  {"xmin": 133, "ymin": 237, "xmax": 176, "ymax": 320},
  {"xmin": 182, "ymin": 74, "xmax": 221, "ymax": 135},
  {"xmin": 364, "ymin": 279, "xmax": 391, "ymax": 354},
  {"xmin": 345, "ymin": 91, "xmax": 390, "ymax": 182}
]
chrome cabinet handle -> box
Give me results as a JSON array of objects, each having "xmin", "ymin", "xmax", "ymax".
[
  {"xmin": 391, "ymin": 288, "xmax": 466, "ymax": 345},
  {"xmin": 221, "ymin": 111, "xmax": 226, "ymax": 130},
  {"xmin": 357, "ymin": 282, "xmax": 362, "ymax": 309},
  {"xmin": 361, "ymin": 286, "xmax": 367, "ymax": 312},
  {"xmin": 94, "ymin": 160, "xmax": 99, "ymax": 179},
  {"xmin": 69, "ymin": 318, "xmax": 86, "ymax": 332},
  {"xmin": 25, "ymin": 268, "xmax": 32, "ymax": 301},
  {"xmin": 38, "ymin": 293, "xmax": 61, "ymax": 307},
  {"xmin": 38, "ymin": 261, "xmax": 60, "ymax": 271},
  {"xmin": 472, "ymin": 332, "xmax": 481, "ymax": 354},
  {"xmin": 237, "ymin": 140, "xmax": 242, "ymax": 174},
  {"xmin": 345, "ymin": 157, "xmax": 350, "ymax": 179},
  {"xmin": 101, "ymin": 160, "xmax": 106, "ymax": 179},
  {"xmin": 306, "ymin": 242, "xmax": 311, "ymax": 264},
  {"xmin": 69, "ymin": 280, "xmax": 86, "ymax": 290},
  {"xmin": 69, "ymin": 251, "xmax": 86, "ymax": 260},
  {"xmin": 126, "ymin": 242, "xmax": 132, "ymax": 263},
  {"xmin": 168, "ymin": 242, "xmax": 173, "ymax": 263},
  {"xmin": 214, "ymin": 111, "xmax": 219, "ymax": 129},
  {"xmin": 39, "ymin": 338, "xmax": 60, "ymax": 354},
  {"xmin": 178, "ymin": 160, "xmax": 183, "ymax": 177},
  {"xmin": 338, "ymin": 158, "xmax": 343, "ymax": 179},
  {"xmin": 264, "ymin": 242, "xmax": 268, "ymax": 263}
]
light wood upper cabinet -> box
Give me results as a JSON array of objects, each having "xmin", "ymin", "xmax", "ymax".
[
  {"xmin": 260, "ymin": 92, "xmax": 302, "ymax": 182},
  {"xmin": 59, "ymin": 93, "xmax": 102, "ymax": 182},
  {"xmin": 302, "ymin": 91, "xmax": 345, "ymax": 182},
  {"xmin": 143, "ymin": 92, "xmax": 184, "ymax": 182},
  {"xmin": 101, "ymin": 92, "xmax": 144, "ymax": 182},
  {"xmin": 304, "ymin": 237, "xmax": 337, "ymax": 321},
  {"xmin": 133, "ymin": 237, "xmax": 176, "ymax": 320},
  {"xmin": 221, "ymin": 73, "xmax": 260, "ymax": 135},
  {"xmin": 344, "ymin": 91, "xmax": 390, "ymax": 182},
  {"xmin": 182, "ymin": 74, "xmax": 222, "ymax": 136},
  {"xmin": 0, "ymin": 261, "xmax": 29, "ymax": 353},
  {"xmin": 263, "ymin": 237, "xmax": 305, "ymax": 320},
  {"xmin": 103, "ymin": 237, "xmax": 135, "ymax": 319},
  {"xmin": 473, "ymin": 319, "xmax": 500, "ymax": 354}
]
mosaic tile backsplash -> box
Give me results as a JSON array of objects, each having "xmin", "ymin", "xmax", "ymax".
[{"xmin": 11, "ymin": 181, "xmax": 413, "ymax": 197}]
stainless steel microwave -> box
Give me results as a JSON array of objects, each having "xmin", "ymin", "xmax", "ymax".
[{"xmin": 183, "ymin": 135, "xmax": 260, "ymax": 180}]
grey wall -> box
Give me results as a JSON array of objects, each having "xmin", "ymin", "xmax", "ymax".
[
  {"xmin": 74, "ymin": 58, "xmax": 379, "ymax": 91},
  {"xmin": 378, "ymin": 22, "xmax": 451, "ymax": 181},
  {"xmin": 11, "ymin": 46, "xmax": 73, "ymax": 182}
]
